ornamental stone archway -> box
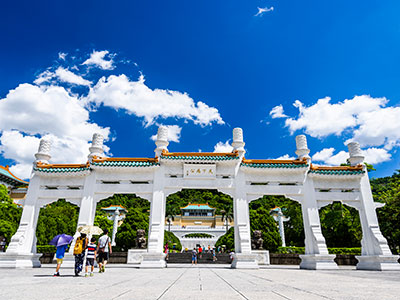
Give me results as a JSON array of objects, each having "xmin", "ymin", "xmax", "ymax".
[{"xmin": 0, "ymin": 126, "xmax": 399, "ymax": 270}]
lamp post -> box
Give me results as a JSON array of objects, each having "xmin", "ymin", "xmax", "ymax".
[
  {"xmin": 101, "ymin": 205, "xmax": 128, "ymax": 246},
  {"xmin": 270, "ymin": 207, "xmax": 290, "ymax": 247}
]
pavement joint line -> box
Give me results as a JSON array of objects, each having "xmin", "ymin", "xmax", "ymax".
[
  {"xmin": 156, "ymin": 267, "xmax": 189, "ymax": 300},
  {"xmin": 272, "ymin": 290, "xmax": 293, "ymax": 300},
  {"xmin": 208, "ymin": 268, "xmax": 250, "ymax": 300},
  {"xmin": 198, "ymin": 268, "xmax": 203, "ymax": 291},
  {"xmin": 112, "ymin": 289, "xmax": 132, "ymax": 299},
  {"xmin": 237, "ymin": 271, "xmax": 334, "ymax": 300}
]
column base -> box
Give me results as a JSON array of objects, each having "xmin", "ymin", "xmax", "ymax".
[
  {"xmin": 231, "ymin": 253, "xmax": 259, "ymax": 269},
  {"xmin": 127, "ymin": 249, "xmax": 147, "ymax": 264},
  {"xmin": 299, "ymin": 254, "xmax": 338, "ymax": 270},
  {"xmin": 140, "ymin": 252, "xmax": 166, "ymax": 268},
  {"xmin": 0, "ymin": 253, "xmax": 41, "ymax": 268},
  {"xmin": 252, "ymin": 250, "xmax": 270, "ymax": 265},
  {"xmin": 356, "ymin": 255, "xmax": 400, "ymax": 271}
]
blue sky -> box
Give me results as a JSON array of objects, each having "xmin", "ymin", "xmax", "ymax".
[{"xmin": 1, "ymin": 0, "xmax": 400, "ymax": 179}]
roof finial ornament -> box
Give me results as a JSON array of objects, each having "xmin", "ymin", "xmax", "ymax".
[
  {"xmin": 295, "ymin": 135, "xmax": 310, "ymax": 162},
  {"xmin": 155, "ymin": 126, "xmax": 169, "ymax": 157},
  {"xmin": 232, "ymin": 127, "xmax": 246, "ymax": 158},
  {"xmin": 347, "ymin": 142, "xmax": 364, "ymax": 166},
  {"xmin": 35, "ymin": 139, "xmax": 52, "ymax": 164},
  {"xmin": 89, "ymin": 133, "xmax": 105, "ymax": 161}
]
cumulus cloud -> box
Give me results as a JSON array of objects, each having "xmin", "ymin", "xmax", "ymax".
[
  {"xmin": 150, "ymin": 125, "xmax": 182, "ymax": 143},
  {"xmin": 85, "ymin": 74, "xmax": 224, "ymax": 126},
  {"xmin": 34, "ymin": 67, "xmax": 91, "ymax": 86},
  {"xmin": 213, "ymin": 140, "xmax": 233, "ymax": 153},
  {"xmin": 270, "ymin": 95, "xmax": 400, "ymax": 165},
  {"xmin": 270, "ymin": 105, "xmax": 287, "ymax": 119},
  {"xmin": 0, "ymin": 83, "xmax": 110, "ymax": 178},
  {"xmin": 275, "ymin": 154, "xmax": 295, "ymax": 160},
  {"xmin": 312, "ymin": 147, "xmax": 391, "ymax": 166},
  {"xmin": 82, "ymin": 50, "xmax": 115, "ymax": 70}
]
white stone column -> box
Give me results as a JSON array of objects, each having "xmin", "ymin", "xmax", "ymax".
[
  {"xmin": 140, "ymin": 161, "xmax": 166, "ymax": 268},
  {"xmin": 88, "ymin": 133, "xmax": 105, "ymax": 162},
  {"xmin": 0, "ymin": 138, "xmax": 52, "ymax": 268},
  {"xmin": 111, "ymin": 210, "xmax": 120, "ymax": 246},
  {"xmin": 68, "ymin": 171, "xmax": 97, "ymax": 256},
  {"xmin": 154, "ymin": 126, "xmax": 169, "ymax": 157},
  {"xmin": 299, "ymin": 176, "xmax": 338, "ymax": 269},
  {"xmin": 347, "ymin": 143, "xmax": 400, "ymax": 270}
]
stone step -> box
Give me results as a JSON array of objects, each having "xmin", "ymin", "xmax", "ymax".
[{"xmin": 167, "ymin": 252, "xmax": 232, "ymax": 264}]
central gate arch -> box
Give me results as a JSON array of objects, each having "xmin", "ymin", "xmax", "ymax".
[{"xmin": 1, "ymin": 126, "xmax": 399, "ymax": 271}]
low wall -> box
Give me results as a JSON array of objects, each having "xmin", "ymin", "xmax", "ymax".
[{"xmin": 270, "ymin": 253, "xmax": 360, "ymax": 265}]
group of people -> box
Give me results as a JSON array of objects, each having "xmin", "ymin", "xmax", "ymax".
[
  {"xmin": 54, "ymin": 229, "xmax": 112, "ymax": 277},
  {"xmin": 190, "ymin": 246, "xmax": 219, "ymax": 264}
]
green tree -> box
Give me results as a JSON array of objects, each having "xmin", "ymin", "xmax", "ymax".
[
  {"xmin": 215, "ymin": 227, "xmax": 234, "ymax": 251},
  {"xmin": 0, "ymin": 185, "xmax": 22, "ymax": 245},
  {"xmin": 36, "ymin": 199, "xmax": 79, "ymax": 245},
  {"xmin": 249, "ymin": 207, "xmax": 281, "ymax": 252},
  {"xmin": 319, "ymin": 202, "xmax": 361, "ymax": 248},
  {"xmin": 221, "ymin": 205, "xmax": 234, "ymax": 233},
  {"xmin": 165, "ymin": 204, "xmax": 179, "ymax": 232},
  {"xmin": 164, "ymin": 230, "xmax": 182, "ymax": 251}
]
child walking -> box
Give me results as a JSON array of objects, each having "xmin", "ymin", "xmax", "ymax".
[{"xmin": 85, "ymin": 237, "xmax": 97, "ymax": 277}]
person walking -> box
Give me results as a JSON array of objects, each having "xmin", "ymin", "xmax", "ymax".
[
  {"xmin": 85, "ymin": 237, "xmax": 97, "ymax": 277},
  {"xmin": 164, "ymin": 243, "xmax": 169, "ymax": 261},
  {"xmin": 73, "ymin": 233, "xmax": 88, "ymax": 276},
  {"xmin": 97, "ymin": 229, "xmax": 112, "ymax": 273},
  {"xmin": 212, "ymin": 248, "xmax": 217, "ymax": 262},
  {"xmin": 191, "ymin": 248, "xmax": 197, "ymax": 265},
  {"xmin": 53, "ymin": 243, "xmax": 68, "ymax": 277},
  {"xmin": 198, "ymin": 246, "xmax": 203, "ymax": 259}
]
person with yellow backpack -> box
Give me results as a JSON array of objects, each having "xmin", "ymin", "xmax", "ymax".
[{"xmin": 73, "ymin": 233, "xmax": 88, "ymax": 276}]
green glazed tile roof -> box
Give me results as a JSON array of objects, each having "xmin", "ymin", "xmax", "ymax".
[
  {"xmin": 309, "ymin": 169, "xmax": 364, "ymax": 175},
  {"xmin": 33, "ymin": 166, "xmax": 90, "ymax": 173},
  {"xmin": 181, "ymin": 203, "xmax": 215, "ymax": 210},
  {"xmin": 91, "ymin": 160, "xmax": 159, "ymax": 167},
  {"xmin": 241, "ymin": 162, "xmax": 308, "ymax": 169},
  {"xmin": 0, "ymin": 165, "xmax": 28, "ymax": 185},
  {"xmin": 161, "ymin": 154, "xmax": 238, "ymax": 161}
]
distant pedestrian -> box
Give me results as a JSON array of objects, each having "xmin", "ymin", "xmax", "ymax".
[
  {"xmin": 164, "ymin": 243, "xmax": 169, "ymax": 261},
  {"xmin": 97, "ymin": 229, "xmax": 112, "ymax": 273},
  {"xmin": 212, "ymin": 248, "xmax": 217, "ymax": 262},
  {"xmin": 53, "ymin": 244, "xmax": 68, "ymax": 277},
  {"xmin": 208, "ymin": 245, "xmax": 211, "ymax": 253},
  {"xmin": 191, "ymin": 248, "xmax": 197, "ymax": 265},
  {"xmin": 198, "ymin": 246, "xmax": 203, "ymax": 259},
  {"xmin": 73, "ymin": 233, "xmax": 88, "ymax": 276},
  {"xmin": 85, "ymin": 237, "xmax": 97, "ymax": 277}
]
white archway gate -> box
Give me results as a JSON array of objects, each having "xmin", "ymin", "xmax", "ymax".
[{"xmin": 0, "ymin": 127, "xmax": 399, "ymax": 270}]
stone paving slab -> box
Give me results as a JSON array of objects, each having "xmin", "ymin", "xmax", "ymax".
[{"xmin": 1, "ymin": 264, "xmax": 399, "ymax": 300}]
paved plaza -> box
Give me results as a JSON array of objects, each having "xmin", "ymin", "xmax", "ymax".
[{"xmin": 1, "ymin": 264, "xmax": 399, "ymax": 300}]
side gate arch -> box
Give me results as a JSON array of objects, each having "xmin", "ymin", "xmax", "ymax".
[{"xmin": 0, "ymin": 127, "xmax": 398, "ymax": 271}]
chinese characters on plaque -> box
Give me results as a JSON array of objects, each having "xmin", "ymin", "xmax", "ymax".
[{"xmin": 183, "ymin": 164, "xmax": 216, "ymax": 178}]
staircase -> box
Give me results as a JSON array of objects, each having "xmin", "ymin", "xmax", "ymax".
[{"xmin": 167, "ymin": 252, "xmax": 232, "ymax": 264}]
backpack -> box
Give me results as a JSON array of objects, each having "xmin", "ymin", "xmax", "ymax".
[{"xmin": 73, "ymin": 238, "xmax": 84, "ymax": 255}]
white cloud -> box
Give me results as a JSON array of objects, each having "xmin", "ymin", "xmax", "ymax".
[
  {"xmin": 275, "ymin": 154, "xmax": 295, "ymax": 160},
  {"xmin": 312, "ymin": 147, "xmax": 391, "ymax": 166},
  {"xmin": 55, "ymin": 67, "xmax": 91, "ymax": 86},
  {"xmin": 0, "ymin": 83, "xmax": 110, "ymax": 179},
  {"xmin": 85, "ymin": 74, "xmax": 224, "ymax": 126},
  {"xmin": 213, "ymin": 140, "xmax": 233, "ymax": 153},
  {"xmin": 270, "ymin": 105, "xmax": 287, "ymax": 118},
  {"xmin": 150, "ymin": 125, "xmax": 182, "ymax": 143},
  {"xmin": 34, "ymin": 67, "xmax": 91, "ymax": 86},
  {"xmin": 58, "ymin": 52, "xmax": 67, "ymax": 60},
  {"xmin": 280, "ymin": 95, "xmax": 400, "ymax": 151},
  {"xmin": 82, "ymin": 50, "xmax": 115, "ymax": 70},
  {"xmin": 255, "ymin": 6, "xmax": 274, "ymax": 17}
]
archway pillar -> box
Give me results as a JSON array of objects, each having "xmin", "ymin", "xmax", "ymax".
[
  {"xmin": 140, "ymin": 166, "xmax": 166, "ymax": 268},
  {"xmin": 355, "ymin": 171, "xmax": 400, "ymax": 270},
  {"xmin": 231, "ymin": 171, "xmax": 258, "ymax": 269},
  {"xmin": 67, "ymin": 172, "xmax": 97, "ymax": 259},
  {"xmin": 0, "ymin": 173, "xmax": 42, "ymax": 268},
  {"xmin": 299, "ymin": 176, "xmax": 338, "ymax": 270}
]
